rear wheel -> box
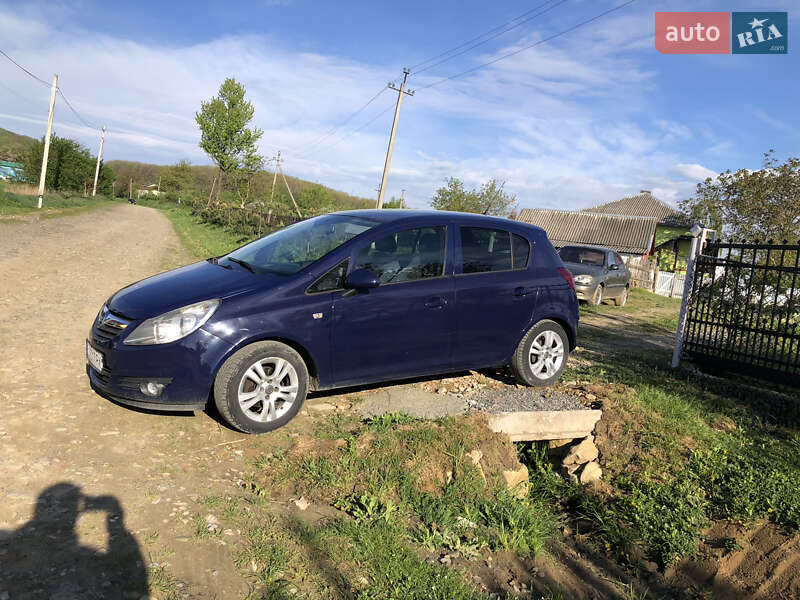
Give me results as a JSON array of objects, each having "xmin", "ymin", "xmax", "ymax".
[
  {"xmin": 510, "ymin": 320, "xmax": 569, "ymax": 387},
  {"xmin": 214, "ymin": 341, "xmax": 308, "ymax": 434},
  {"xmin": 615, "ymin": 286, "xmax": 629, "ymax": 307}
]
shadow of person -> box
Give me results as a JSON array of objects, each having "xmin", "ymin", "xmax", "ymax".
[{"xmin": 0, "ymin": 482, "xmax": 148, "ymax": 599}]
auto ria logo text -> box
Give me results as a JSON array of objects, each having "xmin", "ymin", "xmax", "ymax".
[{"xmin": 655, "ymin": 12, "xmax": 788, "ymax": 54}]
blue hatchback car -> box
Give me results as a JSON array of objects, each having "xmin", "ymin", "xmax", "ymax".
[{"xmin": 86, "ymin": 210, "xmax": 578, "ymax": 433}]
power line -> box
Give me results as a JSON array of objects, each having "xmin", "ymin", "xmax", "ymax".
[
  {"xmin": 418, "ymin": 0, "xmax": 638, "ymax": 91},
  {"xmin": 412, "ymin": 0, "xmax": 569, "ymax": 75},
  {"xmin": 0, "ymin": 48, "xmax": 50, "ymax": 87},
  {"xmin": 300, "ymin": 103, "xmax": 395, "ymax": 159},
  {"xmin": 292, "ymin": 86, "xmax": 388, "ymax": 158},
  {"xmin": 409, "ymin": 1, "xmax": 558, "ymax": 71},
  {"xmin": 56, "ymin": 87, "xmax": 98, "ymax": 130}
]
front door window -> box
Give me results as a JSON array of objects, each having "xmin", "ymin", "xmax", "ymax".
[{"xmin": 354, "ymin": 227, "xmax": 446, "ymax": 284}]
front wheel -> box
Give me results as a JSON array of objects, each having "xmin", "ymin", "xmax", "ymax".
[
  {"xmin": 615, "ymin": 286, "xmax": 629, "ymax": 307},
  {"xmin": 589, "ymin": 284, "xmax": 603, "ymax": 306},
  {"xmin": 510, "ymin": 320, "xmax": 569, "ymax": 387},
  {"xmin": 214, "ymin": 341, "xmax": 308, "ymax": 434}
]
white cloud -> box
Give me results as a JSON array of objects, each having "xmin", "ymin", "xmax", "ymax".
[{"xmin": 672, "ymin": 163, "xmax": 718, "ymax": 183}]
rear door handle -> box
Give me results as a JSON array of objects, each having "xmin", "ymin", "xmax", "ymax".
[
  {"xmin": 513, "ymin": 287, "xmax": 535, "ymax": 297},
  {"xmin": 425, "ymin": 296, "xmax": 447, "ymax": 309}
]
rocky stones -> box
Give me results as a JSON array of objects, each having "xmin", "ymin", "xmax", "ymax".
[
  {"xmin": 562, "ymin": 435, "xmax": 599, "ymax": 466},
  {"xmin": 502, "ymin": 464, "xmax": 529, "ymax": 499},
  {"xmin": 579, "ymin": 461, "xmax": 602, "ymax": 484},
  {"xmin": 561, "ymin": 435, "xmax": 602, "ymax": 485}
]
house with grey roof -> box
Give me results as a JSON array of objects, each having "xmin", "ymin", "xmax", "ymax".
[
  {"xmin": 516, "ymin": 208, "xmax": 658, "ymax": 256},
  {"xmin": 582, "ymin": 191, "xmax": 696, "ymax": 271}
]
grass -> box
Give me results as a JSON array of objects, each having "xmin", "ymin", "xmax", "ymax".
[
  {"xmin": 580, "ymin": 287, "xmax": 682, "ymax": 333},
  {"xmin": 521, "ymin": 290, "xmax": 800, "ymax": 570},
  {"xmin": 136, "ymin": 197, "xmax": 250, "ymax": 260},
  {"xmin": 216, "ymin": 414, "xmax": 560, "ymax": 598},
  {"xmin": 0, "ymin": 182, "xmax": 118, "ymax": 216}
]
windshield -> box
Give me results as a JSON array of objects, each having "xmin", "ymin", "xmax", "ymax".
[
  {"xmin": 558, "ymin": 246, "xmax": 605, "ymax": 267},
  {"xmin": 225, "ymin": 214, "xmax": 379, "ymax": 275}
]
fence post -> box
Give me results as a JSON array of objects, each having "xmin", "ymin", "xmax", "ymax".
[{"xmin": 671, "ymin": 226, "xmax": 704, "ymax": 368}]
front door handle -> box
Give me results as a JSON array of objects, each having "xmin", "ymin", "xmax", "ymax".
[
  {"xmin": 513, "ymin": 286, "xmax": 535, "ymax": 297},
  {"xmin": 425, "ymin": 296, "xmax": 447, "ymax": 309}
]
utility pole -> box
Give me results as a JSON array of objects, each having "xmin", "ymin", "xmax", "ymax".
[
  {"xmin": 129, "ymin": 178, "xmax": 132, "ymax": 201},
  {"xmin": 275, "ymin": 152, "xmax": 302, "ymax": 218},
  {"xmin": 37, "ymin": 74, "xmax": 58, "ymax": 209},
  {"xmin": 92, "ymin": 125, "xmax": 106, "ymax": 197},
  {"xmin": 376, "ymin": 68, "xmax": 414, "ymax": 209}
]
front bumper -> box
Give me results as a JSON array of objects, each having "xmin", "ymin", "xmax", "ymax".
[
  {"xmin": 574, "ymin": 283, "xmax": 596, "ymax": 301},
  {"xmin": 85, "ymin": 326, "xmax": 233, "ymax": 412}
]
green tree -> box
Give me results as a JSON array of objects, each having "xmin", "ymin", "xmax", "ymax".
[
  {"xmin": 298, "ymin": 184, "xmax": 334, "ymax": 216},
  {"xmin": 20, "ymin": 134, "xmax": 96, "ymax": 193},
  {"xmin": 161, "ymin": 159, "xmax": 194, "ymax": 195},
  {"xmin": 195, "ymin": 78, "xmax": 264, "ymax": 204},
  {"xmin": 430, "ymin": 177, "xmax": 516, "ymax": 216},
  {"xmin": 383, "ymin": 197, "xmax": 405, "ymax": 209},
  {"xmin": 680, "ymin": 151, "xmax": 800, "ymax": 240}
]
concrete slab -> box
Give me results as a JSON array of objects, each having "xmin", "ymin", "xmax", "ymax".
[
  {"xmin": 487, "ymin": 410, "xmax": 603, "ymax": 442},
  {"xmin": 355, "ymin": 387, "xmax": 468, "ymax": 419}
]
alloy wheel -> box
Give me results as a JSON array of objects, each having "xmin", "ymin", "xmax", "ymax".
[
  {"xmin": 237, "ymin": 357, "xmax": 299, "ymax": 422},
  {"xmin": 529, "ymin": 330, "xmax": 565, "ymax": 380}
]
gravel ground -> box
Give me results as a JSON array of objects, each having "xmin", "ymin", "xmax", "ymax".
[{"xmin": 466, "ymin": 387, "xmax": 587, "ymax": 413}]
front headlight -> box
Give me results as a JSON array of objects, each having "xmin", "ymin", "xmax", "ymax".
[
  {"xmin": 574, "ymin": 274, "xmax": 593, "ymax": 285},
  {"xmin": 124, "ymin": 299, "xmax": 220, "ymax": 345}
]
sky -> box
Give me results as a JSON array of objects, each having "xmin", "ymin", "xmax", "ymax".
[{"xmin": 0, "ymin": 0, "xmax": 797, "ymax": 210}]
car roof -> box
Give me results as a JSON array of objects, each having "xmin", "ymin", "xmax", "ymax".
[
  {"xmin": 334, "ymin": 209, "xmax": 545, "ymax": 235},
  {"xmin": 560, "ymin": 244, "xmax": 614, "ymax": 254}
]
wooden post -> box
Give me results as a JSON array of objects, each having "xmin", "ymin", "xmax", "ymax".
[
  {"xmin": 37, "ymin": 74, "xmax": 58, "ymax": 209},
  {"xmin": 92, "ymin": 126, "xmax": 106, "ymax": 197}
]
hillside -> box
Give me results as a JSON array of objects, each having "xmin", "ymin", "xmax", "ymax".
[
  {"xmin": 106, "ymin": 160, "xmax": 373, "ymax": 210},
  {"xmin": 0, "ymin": 127, "xmax": 36, "ymax": 162}
]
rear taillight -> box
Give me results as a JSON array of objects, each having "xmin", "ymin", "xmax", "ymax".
[{"xmin": 558, "ymin": 267, "xmax": 576, "ymax": 293}]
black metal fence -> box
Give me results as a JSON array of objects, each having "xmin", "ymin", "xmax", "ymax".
[{"xmin": 682, "ymin": 241, "xmax": 800, "ymax": 387}]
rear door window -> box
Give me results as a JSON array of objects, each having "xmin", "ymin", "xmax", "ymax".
[{"xmin": 460, "ymin": 228, "xmax": 530, "ymax": 273}]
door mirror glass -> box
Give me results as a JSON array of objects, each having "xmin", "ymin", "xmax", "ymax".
[
  {"xmin": 345, "ymin": 268, "xmax": 380, "ymax": 290},
  {"xmin": 609, "ymin": 264, "xmax": 620, "ymax": 270}
]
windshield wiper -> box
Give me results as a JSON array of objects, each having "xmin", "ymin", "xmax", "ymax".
[{"xmin": 226, "ymin": 257, "xmax": 257, "ymax": 273}]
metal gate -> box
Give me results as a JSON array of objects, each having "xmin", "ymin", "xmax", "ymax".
[{"xmin": 681, "ymin": 241, "xmax": 800, "ymax": 386}]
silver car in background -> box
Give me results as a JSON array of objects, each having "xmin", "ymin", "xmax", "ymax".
[{"xmin": 557, "ymin": 245, "xmax": 631, "ymax": 306}]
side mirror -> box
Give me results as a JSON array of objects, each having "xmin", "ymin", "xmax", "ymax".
[
  {"xmin": 345, "ymin": 268, "xmax": 380, "ymax": 291},
  {"xmin": 609, "ymin": 264, "xmax": 620, "ymax": 271}
]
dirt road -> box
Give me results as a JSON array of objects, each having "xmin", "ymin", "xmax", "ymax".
[{"xmin": 0, "ymin": 204, "xmax": 263, "ymax": 598}]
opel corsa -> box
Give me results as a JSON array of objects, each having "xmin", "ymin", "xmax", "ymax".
[{"xmin": 86, "ymin": 210, "xmax": 579, "ymax": 434}]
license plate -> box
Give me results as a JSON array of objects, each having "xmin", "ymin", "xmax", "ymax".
[{"xmin": 86, "ymin": 341, "xmax": 104, "ymax": 372}]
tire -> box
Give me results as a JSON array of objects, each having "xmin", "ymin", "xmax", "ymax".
[
  {"xmin": 510, "ymin": 320, "xmax": 569, "ymax": 387},
  {"xmin": 589, "ymin": 284, "xmax": 603, "ymax": 306},
  {"xmin": 213, "ymin": 341, "xmax": 308, "ymax": 434},
  {"xmin": 615, "ymin": 286, "xmax": 629, "ymax": 307}
]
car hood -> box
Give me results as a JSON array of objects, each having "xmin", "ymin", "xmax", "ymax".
[
  {"xmin": 562, "ymin": 262, "xmax": 604, "ymax": 278},
  {"xmin": 107, "ymin": 260, "xmax": 282, "ymax": 319}
]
